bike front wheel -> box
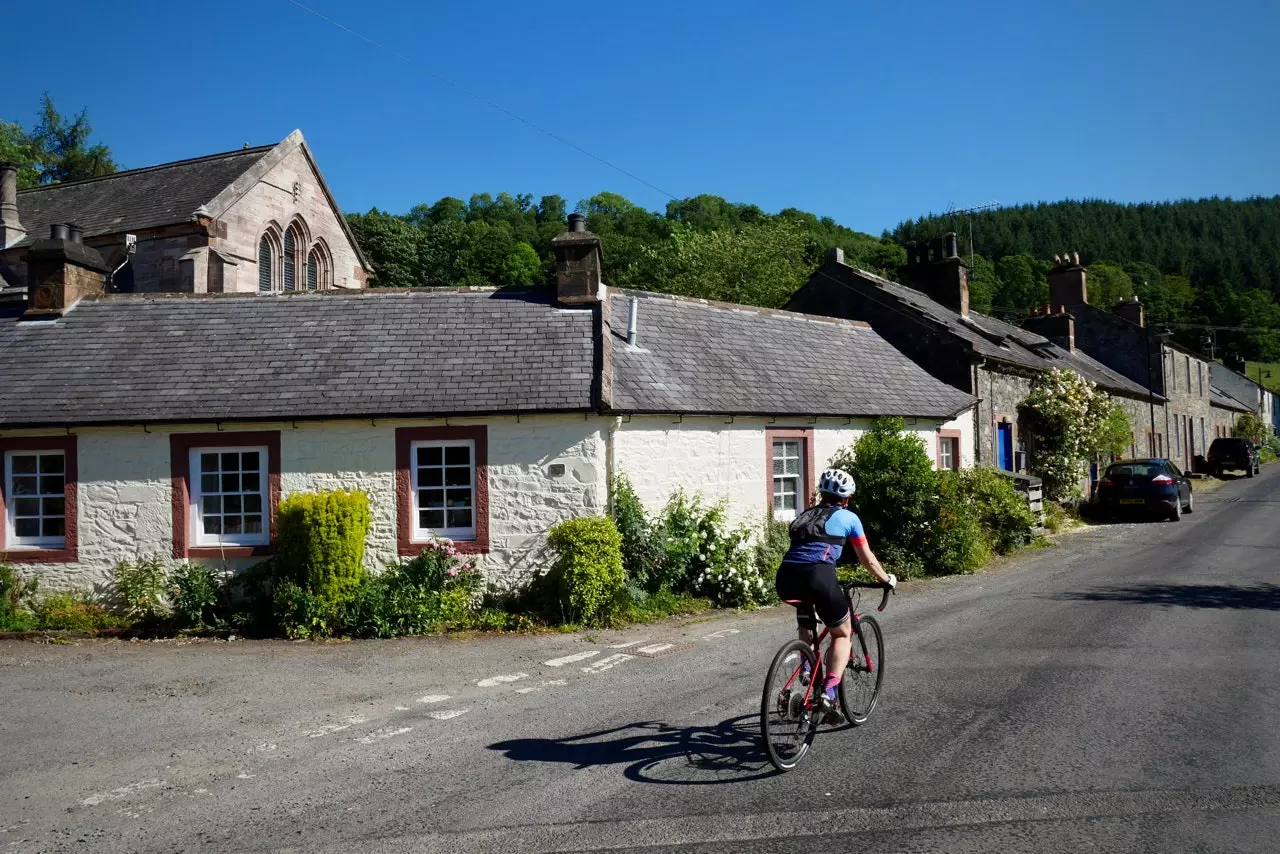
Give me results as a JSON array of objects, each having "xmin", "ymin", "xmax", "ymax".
[
  {"xmin": 760, "ymin": 639, "xmax": 819, "ymax": 772},
  {"xmin": 840, "ymin": 615, "xmax": 884, "ymax": 725}
]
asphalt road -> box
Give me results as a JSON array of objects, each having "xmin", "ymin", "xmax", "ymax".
[{"xmin": 3, "ymin": 467, "xmax": 1280, "ymax": 853}]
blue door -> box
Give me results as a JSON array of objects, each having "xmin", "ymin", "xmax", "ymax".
[{"xmin": 997, "ymin": 423, "xmax": 1014, "ymax": 471}]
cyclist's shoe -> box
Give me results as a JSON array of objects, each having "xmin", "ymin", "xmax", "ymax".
[{"xmin": 816, "ymin": 687, "xmax": 844, "ymax": 725}]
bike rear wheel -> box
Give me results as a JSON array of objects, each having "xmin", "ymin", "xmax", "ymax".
[
  {"xmin": 760, "ymin": 639, "xmax": 820, "ymax": 772},
  {"xmin": 840, "ymin": 615, "xmax": 884, "ymax": 725}
]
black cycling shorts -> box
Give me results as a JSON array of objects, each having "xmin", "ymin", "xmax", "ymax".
[{"xmin": 775, "ymin": 561, "xmax": 849, "ymax": 630}]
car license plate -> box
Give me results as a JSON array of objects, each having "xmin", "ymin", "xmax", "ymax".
[{"xmin": 1120, "ymin": 498, "xmax": 1145, "ymax": 505}]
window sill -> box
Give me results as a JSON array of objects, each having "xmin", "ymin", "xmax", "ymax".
[
  {"xmin": 185, "ymin": 545, "xmax": 273, "ymax": 559},
  {"xmin": 399, "ymin": 539, "xmax": 488, "ymax": 557},
  {"xmin": 3, "ymin": 546, "xmax": 77, "ymax": 564}
]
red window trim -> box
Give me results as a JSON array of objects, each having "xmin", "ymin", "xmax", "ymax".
[
  {"xmin": 0, "ymin": 436, "xmax": 78, "ymax": 563},
  {"xmin": 396, "ymin": 426, "xmax": 489, "ymax": 556},
  {"xmin": 765, "ymin": 427, "xmax": 816, "ymax": 516},
  {"xmin": 937, "ymin": 429, "xmax": 963, "ymax": 471},
  {"xmin": 170, "ymin": 431, "xmax": 281, "ymax": 559}
]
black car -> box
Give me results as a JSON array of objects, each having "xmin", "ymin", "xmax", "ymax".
[
  {"xmin": 1206, "ymin": 437, "xmax": 1260, "ymax": 478},
  {"xmin": 1094, "ymin": 458, "xmax": 1194, "ymax": 521}
]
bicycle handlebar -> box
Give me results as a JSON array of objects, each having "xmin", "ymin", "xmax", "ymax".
[{"xmin": 843, "ymin": 581, "xmax": 894, "ymax": 613}]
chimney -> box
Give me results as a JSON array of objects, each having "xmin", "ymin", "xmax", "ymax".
[
  {"xmin": 551, "ymin": 213, "xmax": 604, "ymax": 306},
  {"xmin": 1022, "ymin": 307, "xmax": 1076, "ymax": 352},
  {"xmin": 1048, "ymin": 253, "xmax": 1087, "ymax": 307},
  {"xmin": 24, "ymin": 223, "xmax": 109, "ymax": 318},
  {"xmin": 897, "ymin": 231, "xmax": 969, "ymax": 316},
  {"xmin": 0, "ymin": 162, "xmax": 25, "ymax": 249},
  {"xmin": 1113, "ymin": 294, "xmax": 1144, "ymax": 327},
  {"xmin": 824, "ymin": 246, "xmax": 845, "ymax": 266}
]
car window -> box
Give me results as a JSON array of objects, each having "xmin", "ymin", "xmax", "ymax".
[
  {"xmin": 1167, "ymin": 462, "xmax": 1183, "ymax": 477},
  {"xmin": 1106, "ymin": 463, "xmax": 1163, "ymax": 477}
]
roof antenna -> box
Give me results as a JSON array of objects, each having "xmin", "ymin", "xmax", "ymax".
[{"xmin": 242, "ymin": 143, "xmax": 249, "ymax": 150}]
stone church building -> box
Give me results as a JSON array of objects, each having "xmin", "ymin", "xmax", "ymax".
[{"xmin": 0, "ymin": 130, "xmax": 370, "ymax": 300}]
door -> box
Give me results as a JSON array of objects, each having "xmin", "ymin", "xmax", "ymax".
[{"xmin": 997, "ymin": 423, "xmax": 1014, "ymax": 471}]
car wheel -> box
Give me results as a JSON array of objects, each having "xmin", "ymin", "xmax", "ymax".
[
  {"xmin": 1215, "ymin": 466, "xmax": 1225, "ymax": 479},
  {"xmin": 1248, "ymin": 465, "xmax": 1256, "ymax": 478},
  {"xmin": 1184, "ymin": 491, "xmax": 1194, "ymax": 514},
  {"xmin": 1169, "ymin": 500, "xmax": 1182, "ymax": 522}
]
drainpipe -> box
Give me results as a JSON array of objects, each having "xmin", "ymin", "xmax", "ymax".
[
  {"xmin": 605, "ymin": 415, "xmax": 622, "ymax": 515},
  {"xmin": 972, "ymin": 357, "xmax": 985, "ymax": 466}
]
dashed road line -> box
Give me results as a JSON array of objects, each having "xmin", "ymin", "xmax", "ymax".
[
  {"xmin": 582, "ymin": 654, "xmax": 633, "ymax": 674},
  {"xmin": 516, "ymin": 679, "xmax": 568, "ymax": 695},
  {"xmin": 394, "ymin": 705, "xmax": 410, "ymax": 711},
  {"xmin": 306, "ymin": 716, "xmax": 366, "ymax": 738},
  {"xmin": 427, "ymin": 709, "xmax": 470, "ymax": 720},
  {"xmin": 702, "ymin": 629, "xmax": 741, "ymax": 641},
  {"xmin": 544, "ymin": 651, "xmax": 601, "ymax": 667},
  {"xmin": 608, "ymin": 640, "xmax": 647, "ymax": 649},
  {"xmin": 359, "ymin": 727, "xmax": 413, "ymax": 744},
  {"xmin": 477, "ymin": 673, "xmax": 530, "ymax": 688},
  {"xmin": 81, "ymin": 780, "xmax": 167, "ymax": 807},
  {"xmin": 416, "ymin": 694, "xmax": 450, "ymax": 704},
  {"xmin": 635, "ymin": 643, "xmax": 674, "ymax": 655}
]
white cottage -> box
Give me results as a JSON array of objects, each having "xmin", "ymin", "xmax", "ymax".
[{"xmin": 0, "ymin": 215, "xmax": 975, "ymax": 589}]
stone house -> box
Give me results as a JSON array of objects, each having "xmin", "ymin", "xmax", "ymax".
[
  {"xmin": 1212, "ymin": 359, "xmax": 1275, "ymax": 436},
  {"xmin": 0, "ymin": 215, "xmax": 974, "ymax": 590},
  {"xmin": 0, "ymin": 130, "xmax": 370, "ymax": 299},
  {"xmin": 1208, "ymin": 384, "xmax": 1252, "ymax": 440},
  {"xmin": 785, "ymin": 237, "xmax": 1156, "ymax": 475}
]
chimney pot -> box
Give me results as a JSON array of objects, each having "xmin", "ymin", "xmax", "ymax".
[
  {"xmin": 51, "ymin": 223, "xmax": 69, "ymax": 241},
  {"xmin": 0, "ymin": 162, "xmax": 24, "ymax": 249},
  {"xmin": 67, "ymin": 224, "xmax": 83, "ymax": 244},
  {"xmin": 567, "ymin": 213, "xmax": 587, "ymax": 233},
  {"xmin": 944, "ymin": 232, "xmax": 959, "ymax": 258}
]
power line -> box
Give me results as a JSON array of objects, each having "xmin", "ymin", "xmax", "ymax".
[{"xmin": 281, "ymin": 0, "xmax": 676, "ymax": 201}]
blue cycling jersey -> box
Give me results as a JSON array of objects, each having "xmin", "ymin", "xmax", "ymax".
[{"xmin": 781, "ymin": 506, "xmax": 867, "ymax": 566}]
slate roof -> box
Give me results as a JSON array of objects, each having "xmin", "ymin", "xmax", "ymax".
[
  {"xmin": 1211, "ymin": 384, "xmax": 1254, "ymax": 413},
  {"xmin": 0, "ymin": 290, "xmax": 595, "ymax": 427},
  {"xmin": 609, "ymin": 290, "xmax": 976, "ymax": 418},
  {"xmin": 11, "ymin": 146, "xmax": 274, "ymax": 247},
  {"xmin": 851, "ymin": 270, "xmax": 1157, "ymax": 400}
]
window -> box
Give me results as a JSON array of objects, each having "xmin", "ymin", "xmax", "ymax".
[
  {"xmin": 257, "ymin": 234, "xmax": 275, "ymax": 293},
  {"xmin": 1173, "ymin": 417, "xmax": 1180, "ymax": 460},
  {"xmin": 306, "ymin": 241, "xmax": 330, "ymax": 292},
  {"xmin": 396, "ymin": 426, "xmax": 489, "ymax": 555},
  {"xmin": 283, "ymin": 228, "xmax": 297, "ymax": 292},
  {"xmin": 937, "ymin": 430, "xmax": 962, "ymax": 471},
  {"xmin": 1201, "ymin": 417, "xmax": 1206, "ymax": 452},
  {"xmin": 190, "ymin": 448, "xmax": 268, "ymax": 546},
  {"xmin": 1185, "ymin": 356, "xmax": 1192, "ymax": 393},
  {"xmin": 170, "ymin": 432, "xmax": 280, "ymax": 558},
  {"xmin": 0, "ymin": 437, "xmax": 77, "ymax": 561},
  {"xmin": 765, "ymin": 428, "xmax": 814, "ymax": 522},
  {"xmin": 5, "ymin": 452, "xmax": 66, "ymax": 547},
  {"xmin": 411, "ymin": 441, "xmax": 476, "ymax": 540},
  {"xmin": 306, "ymin": 250, "xmax": 318, "ymax": 292},
  {"xmin": 1199, "ymin": 364, "xmax": 1205, "ymax": 397}
]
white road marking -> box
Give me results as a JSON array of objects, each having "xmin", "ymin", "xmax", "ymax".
[
  {"xmin": 702, "ymin": 629, "xmax": 741, "ymax": 640},
  {"xmin": 427, "ymin": 709, "xmax": 470, "ymax": 720},
  {"xmin": 516, "ymin": 679, "xmax": 568, "ymax": 694},
  {"xmin": 252, "ymin": 743, "xmax": 277, "ymax": 753},
  {"xmin": 477, "ymin": 673, "xmax": 529, "ymax": 688},
  {"xmin": 582, "ymin": 654, "xmax": 633, "ymax": 674},
  {"xmin": 636, "ymin": 643, "xmax": 674, "ymax": 655},
  {"xmin": 608, "ymin": 640, "xmax": 647, "ymax": 649},
  {"xmin": 306, "ymin": 715, "xmax": 366, "ymax": 738},
  {"xmin": 359, "ymin": 727, "xmax": 413, "ymax": 745},
  {"xmin": 237, "ymin": 773, "xmax": 256, "ymax": 779},
  {"xmin": 416, "ymin": 694, "xmax": 450, "ymax": 704},
  {"xmin": 394, "ymin": 705, "xmax": 410, "ymax": 711},
  {"xmin": 543, "ymin": 650, "xmax": 600, "ymax": 667},
  {"xmin": 81, "ymin": 780, "xmax": 166, "ymax": 807}
]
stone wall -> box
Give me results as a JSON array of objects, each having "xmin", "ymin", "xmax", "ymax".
[
  {"xmin": 974, "ymin": 367, "xmax": 1034, "ymax": 471},
  {"xmin": 1163, "ymin": 348, "xmax": 1214, "ymax": 471}
]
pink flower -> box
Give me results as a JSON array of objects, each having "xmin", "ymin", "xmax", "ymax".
[{"xmin": 447, "ymin": 568, "xmax": 458, "ymax": 577}]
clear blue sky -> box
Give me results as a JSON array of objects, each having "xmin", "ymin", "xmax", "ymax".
[{"xmin": 5, "ymin": 0, "xmax": 1278, "ymax": 235}]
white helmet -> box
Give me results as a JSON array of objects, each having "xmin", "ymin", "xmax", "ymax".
[{"xmin": 818, "ymin": 468, "xmax": 856, "ymax": 498}]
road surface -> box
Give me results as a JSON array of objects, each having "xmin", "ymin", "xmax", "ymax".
[{"xmin": 3, "ymin": 468, "xmax": 1279, "ymax": 853}]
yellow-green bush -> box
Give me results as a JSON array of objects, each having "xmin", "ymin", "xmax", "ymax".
[
  {"xmin": 546, "ymin": 516, "xmax": 625, "ymax": 625},
  {"xmin": 277, "ymin": 490, "xmax": 372, "ymax": 602}
]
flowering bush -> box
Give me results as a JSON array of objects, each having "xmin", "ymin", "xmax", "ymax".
[
  {"xmin": 397, "ymin": 537, "xmax": 483, "ymax": 593},
  {"xmin": 690, "ymin": 522, "xmax": 774, "ymax": 608},
  {"xmin": 1019, "ymin": 368, "xmax": 1126, "ymax": 502}
]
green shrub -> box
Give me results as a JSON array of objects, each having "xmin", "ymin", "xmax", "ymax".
[
  {"xmin": 610, "ymin": 475, "xmax": 665, "ymax": 588},
  {"xmin": 222, "ymin": 559, "xmax": 283, "ymax": 636},
  {"xmin": 111, "ymin": 555, "xmax": 170, "ymax": 622},
  {"xmin": 274, "ymin": 581, "xmax": 339, "ymax": 640},
  {"xmin": 754, "ymin": 515, "xmax": 791, "ymax": 580},
  {"xmin": 932, "ymin": 474, "xmax": 990, "ymax": 574},
  {"xmin": 831, "ymin": 417, "xmax": 940, "ymax": 579},
  {"xmin": 397, "ymin": 538, "xmax": 483, "ymax": 593},
  {"xmin": 944, "ymin": 468, "xmax": 1035, "ymax": 555},
  {"xmin": 277, "ymin": 490, "xmax": 372, "ymax": 602},
  {"xmin": 546, "ymin": 516, "xmax": 626, "ymax": 625},
  {"xmin": 170, "ymin": 564, "xmax": 226, "ymax": 630},
  {"xmin": 654, "ymin": 491, "xmax": 725, "ymax": 592},
  {"xmin": 0, "ymin": 564, "xmax": 39, "ymax": 631},
  {"xmin": 616, "ymin": 586, "xmax": 712, "ymax": 623},
  {"xmin": 34, "ymin": 591, "xmax": 121, "ymax": 632},
  {"xmin": 692, "ymin": 523, "xmax": 773, "ymax": 608}
]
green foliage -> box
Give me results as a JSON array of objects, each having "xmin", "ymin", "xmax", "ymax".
[
  {"xmin": 1234, "ymin": 413, "xmax": 1268, "ymax": 442},
  {"xmin": 1043, "ymin": 502, "xmax": 1079, "ymax": 534},
  {"xmin": 832, "ymin": 417, "xmax": 939, "ymax": 578},
  {"xmin": 1, "ymin": 93, "xmax": 117, "ymax": 188},
  {"xmin": 941, "ymin": 468, "xmax": 1035, "ymax": 556},
  {"xmin": 610, "ymin": 475, "xmax": 664, "ymax": 589},
  {"xmin": 653, "ymin": 491, "xmax": 725, "ymax": 592},
  {"xmin": 545, "ymin": 517, "xmax": 626, "ymax": 625},
  {"xmin": 274, "ymin": 581, "xmax": 339, "ymax": 640},
  {"xmin": 277, "ymin": 490, "xmax": 371, "ymax": 603},
  {"xmin": 754, "ymin": 515, "xmax": 791, "ymax": 581},
  {"xmin": 111, "ymin": 555, "xmax": 170, "ymax": 623},
  {"xmin": 615, "ymin": 586, "xmax": 713, "ymax": 624},
  {"xmin": 931, "ymin": 475, "xmax": 989, "ymax": 575},
  {"xmin": 34, "ymin": 591, "xmax": 121, "ymax": 632},
  {"xmin": 0, "ymin": 564, "xmax": 39, "ymax": 630},
  {"xmin": 1243, "ymin": 362, "xmax": 1280, "ymax": 394},
  {"xmin": 169, "ymin": 564, "xmax": 225, "ymax": 631}
]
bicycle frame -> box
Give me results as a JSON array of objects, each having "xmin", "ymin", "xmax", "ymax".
[{"xmin": 781, "ymin": 583, "xmax": 887, "ymax": 713}]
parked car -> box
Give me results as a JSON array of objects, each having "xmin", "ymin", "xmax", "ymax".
[
  {"xmin": 1094, "ymin": 458, "xmax": 1194, "ymax": 522},
  {"xmin": 1206, "ymin": 437, "xmax": 1260, "ymax": 478}
]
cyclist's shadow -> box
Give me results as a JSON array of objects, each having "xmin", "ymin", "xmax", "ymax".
[{"xmin": 488, "ymin": 714, "xmax": 775, "ymax": 784}]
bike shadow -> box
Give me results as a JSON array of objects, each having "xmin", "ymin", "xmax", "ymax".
[{"xmin": 487, "ymin": 714, "xmax": 778, "ymax": 785}]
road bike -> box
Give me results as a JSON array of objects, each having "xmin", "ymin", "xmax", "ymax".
[{"xmin": 759, "ymin": 581, "xmax": 892, "ymax": 772}]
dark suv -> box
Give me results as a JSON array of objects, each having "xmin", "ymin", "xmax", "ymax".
[{"xmin": 1207, "ymin": 437, "xmax": 1260, "ymax": 478}]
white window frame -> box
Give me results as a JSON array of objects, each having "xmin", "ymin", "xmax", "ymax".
[
  {"xmin": 411, "ymin": 440, "xmax": 477, "ymax": 542},
  {"xmin": 3, "ymin": 451, "xmax": 67, "ymax": 549},
  {"xmin": 771, "ymin": 439, "xmax": 804, "ymax": 522},
  {"xmin": 939, "ymin": 436, "xmax": 957, "ymax": 471},
  {"xmin": 189, "ymin": 446, "xmax": 269, "ymax": 547}
]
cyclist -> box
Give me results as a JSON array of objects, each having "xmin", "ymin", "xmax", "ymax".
[{"xmin": 775, "ymin": 468, "xmax": 896, "ymax": 722}]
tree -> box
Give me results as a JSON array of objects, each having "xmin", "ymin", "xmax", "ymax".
[
  {"xmin": 344, "ymin": 209, "xmax": 421, "ymax": 288},
  {"xmin": 1086, "ymin": 262, "xmax": 1136, "ymax": 309},
  {"xmin": 22, "ymin": 93, "xmax": 117, "ymax": 185},
  {"xmin": 967, "ymin": 254, "xmax": 997, "ymax": 315},
  {"xmin": 995, "ymin": 254, "xmax": 1048, "ymax": 312},
  {"xmin": 1019, "ymin": 369, "xmax": 1119, "ymax": 502},
  {"xmin": 1234, "ymin": 412, "xmax": 1267, "ymax": 442}
]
